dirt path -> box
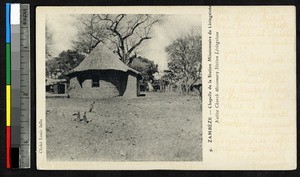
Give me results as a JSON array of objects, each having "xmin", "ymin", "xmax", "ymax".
[{"xmin": 46, "ymin": 92, "xmax": 202, "ymax": 161}]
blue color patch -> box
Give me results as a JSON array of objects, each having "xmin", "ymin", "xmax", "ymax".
[{"xmin": 6, "ymin": 3, "xmax": 11, "ymax": 43}]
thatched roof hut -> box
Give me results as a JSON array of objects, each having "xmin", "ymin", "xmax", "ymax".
[
  {"xmin": 67, "ymin": 44, "xmax": 141, "ymax": 99},
  {"xmin": 68, "ymin": 44, "xmax": 140, "ymax": 76}
]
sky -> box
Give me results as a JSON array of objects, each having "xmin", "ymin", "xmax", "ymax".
[{"xmin": 47, "ymin": 14, "xmax": 202, "ymax": 72}]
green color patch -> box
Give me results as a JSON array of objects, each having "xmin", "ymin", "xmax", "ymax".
[{"xmin": 6, "ymin": 43, "xmax": 11, "ymax": 84}]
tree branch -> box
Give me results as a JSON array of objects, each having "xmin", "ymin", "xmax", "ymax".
[
  {"xmin": 127, "ymin": 36, "xmax": 151, "ymax": 56},
  {"xmin": 123, "ymin": 15, "xmax": 149, "ymax": 40}
]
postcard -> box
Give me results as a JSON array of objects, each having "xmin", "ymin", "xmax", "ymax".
[{"xmin": 36, "ymin": 6, "xmax": 296, "ymax": 170}]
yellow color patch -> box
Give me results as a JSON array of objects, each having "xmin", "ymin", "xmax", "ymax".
[{"xmin": 6, "ymin": 85, "xmax": 11, "ymax": 126}]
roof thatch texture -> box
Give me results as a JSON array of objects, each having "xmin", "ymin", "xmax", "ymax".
[{"xmin": 69, "ymin": 43, "xmax": 140, "ymax": 75}]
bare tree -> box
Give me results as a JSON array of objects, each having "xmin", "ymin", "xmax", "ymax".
[
  {"xmin": 73, "ymin": 14, "xmax": 109, "ymax": 54},
  {"xmin": 74, "ymin": 14, "xmax": 163, "ymax": 65}
]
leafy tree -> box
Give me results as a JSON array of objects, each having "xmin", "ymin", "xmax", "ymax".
[
  {"xmin": 129, "ymin": 56, "xmax": 158, "ymax": 85},
  {"xmin": 46, "ymin": 50, "xmax": 85, "ymax": 78},
  {"xmin": 160, "ymin": 70, "xmax": 176, "ymax": 84},
  {"xmin": 45, "ymin": 19, "xmax": 54, "ymax": 60},
  {"xmin": 165, "ymin": 30, "xmax": 202, "ymax": 92},
  {"xmin": 74, "ymin": 14, "xmax": 163, "ymax": 65}
]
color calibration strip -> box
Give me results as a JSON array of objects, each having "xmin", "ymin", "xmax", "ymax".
[
  {"xmin": 19, "ymin": 4, "xmax": 31, "ymax": 169},
  {"xmin": 6, "ymin": 3, "xmax": 31, "ymax": 169},
  {"xmin": 6, "ymin": 3, "xmax": 12, "ymax": 169}
]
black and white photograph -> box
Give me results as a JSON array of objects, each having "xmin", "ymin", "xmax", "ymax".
[
  {"xmin": 35, "ymin": 6, "xmax": 296, "ymax": 170},
  {"xmin": 44, "ymin": 13, "xmax": 202, "ymax": 162}
]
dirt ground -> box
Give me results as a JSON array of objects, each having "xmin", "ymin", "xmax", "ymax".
[{"xmin": 46, "ymin": 92, "xmax": 202, "ymax": 161}]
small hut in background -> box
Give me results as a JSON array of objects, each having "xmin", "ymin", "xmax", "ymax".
[
  {"xmin": 46, "ymin": 78, "xmax": 68, "ymax": 94},
  {"xmin": 191, "ymin": 78, "xmax": 202, "ymax": 95},
  {"xmin": 67, "ymin": 44, "xmax": 142, "ymax": 99}
]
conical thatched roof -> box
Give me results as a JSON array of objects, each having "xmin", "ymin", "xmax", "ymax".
[{"xmin": 69, "ymin": 43, "xmax": 140, "ymax": 75}]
